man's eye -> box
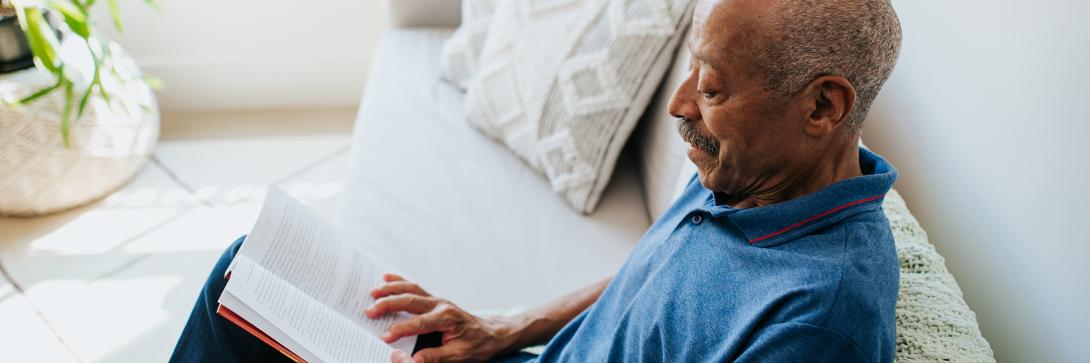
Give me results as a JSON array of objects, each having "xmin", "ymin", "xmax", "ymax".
[{"xmin": 701, "ymin": 91, "xmax": 718, "ymax": 99}]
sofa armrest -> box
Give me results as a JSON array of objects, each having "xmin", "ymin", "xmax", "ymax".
[{"xmin": 387, "ymin": 0, "xmax": 462, "ymax": 28}]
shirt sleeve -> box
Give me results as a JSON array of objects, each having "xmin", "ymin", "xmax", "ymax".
[{"xmin": 733, "ymin": 322, "xmax": 871, "ymax": 363}]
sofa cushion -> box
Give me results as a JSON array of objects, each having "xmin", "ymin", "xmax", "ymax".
[
  {"xmin": 462, "ymin": 0, "xmax": 695, "ymax": 214},
  {"xmin": 337, "ymin": 29, "xmax": 650, "ymax": 311}
]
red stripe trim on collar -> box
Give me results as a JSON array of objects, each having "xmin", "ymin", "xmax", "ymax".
[{"xmin": 749, "ymin": 194, "xmax": 886, "ymax": 244}]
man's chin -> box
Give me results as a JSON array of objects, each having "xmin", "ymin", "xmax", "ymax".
[
  {"xmin": 691, "ymin": 162, "xmax": 717, "ymax": 189},
  {"xmin": 689, "ymin": 157, "xmax": 728, "ymax": 193}
]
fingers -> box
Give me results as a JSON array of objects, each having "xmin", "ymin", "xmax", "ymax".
[
  {"xmin": 371, "ymin": 281, "xmax": 431, "ymax": 299},
  {"xmin": 391, "ymin": 350, "xmax": 414, "ymax": 363},
  {"xmin": 384, "ymin": 273, "xmax": 406, "ymax": 282},
  {"xmin": 383, "ymin": 307, "xmax": 461, "ymax": 343},
  {"xmin": 366, "ymin": 294, "xmax": 441, "ymax": 318}
]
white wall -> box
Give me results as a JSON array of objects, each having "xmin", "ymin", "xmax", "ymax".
[
  {"xmin": 864, "ymin": 1, "xmax": 1090, "ymax": 362},
  {"xmin": 93, "ymin": 0, "xmax": 388, "ymax": 111}
]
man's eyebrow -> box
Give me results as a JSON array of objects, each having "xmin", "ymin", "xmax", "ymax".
[{"xmin": 687, "ymin": 37, "xmax": 727, "ymax": 72}]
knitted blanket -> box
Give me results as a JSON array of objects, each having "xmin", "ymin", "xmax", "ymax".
[{"xmin": 883, "ymin": 189, "xmax": 995, "ymax": 362}]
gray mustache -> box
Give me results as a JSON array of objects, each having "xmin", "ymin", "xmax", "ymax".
[{"xmin": 676, "ymin": 117, "xmax": 720, "ymax": 155}]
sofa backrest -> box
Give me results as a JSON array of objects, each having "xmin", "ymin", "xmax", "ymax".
[{"xmin": 386, "ymin": 0, "xmax": 462, "ymax": 28}]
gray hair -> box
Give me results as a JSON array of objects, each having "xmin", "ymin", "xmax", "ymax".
[{"xmin": 754, "ymin": 0, "xmax": 902, "ymax": 133}]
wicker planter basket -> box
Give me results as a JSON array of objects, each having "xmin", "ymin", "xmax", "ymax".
[{"xmin": 0, "ymin": 42, "xmax": 158, "ymax": 217}]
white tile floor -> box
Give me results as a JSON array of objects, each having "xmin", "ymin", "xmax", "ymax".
[{"xmin": 0, "ymin": 107, "xmax": 358, "ymax": 362}]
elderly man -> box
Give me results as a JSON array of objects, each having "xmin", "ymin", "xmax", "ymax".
[{"xmin": 171, "ymin": 0, "xmax": 902, "ymax": 361}]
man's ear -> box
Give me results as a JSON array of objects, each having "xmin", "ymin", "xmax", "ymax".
[{"xmin": 801, "ymin": 75, "xmax": 857, "ymax": 137}]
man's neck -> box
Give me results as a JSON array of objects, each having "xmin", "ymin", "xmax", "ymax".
[{"xmin": 730, "ymin": 139, "xmax": 862, "ymax": 209}]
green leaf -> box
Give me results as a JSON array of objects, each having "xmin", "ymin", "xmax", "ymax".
[
  {"xmin": 17, "ymin": 7, "xmax": 62, "ymax": 74},
  {"xmin": 14, "ymin": 75, "xmax": 64, "ymax": 105},
  {"xmin": 106, "ymin": 0, "xmax": 123, "ymax": 33},
  {"xmin": 143, "ymin": 0, "xmax": 160, "ymax": 12},
  {"xmin": 50, "ymin": 0, "xmax": 92, "ymax": 38},
  {"xmin": 61, "ymin": 79, "xmax": 75, "ymax": 148},
  {"xmin": 76, "ymin": 53, "xmax": 100, "ymax": 119},
  {"xmin": 92, "ymin": 38, "xmax": 116, "ymax": 93},
  {"xmin": 76, "ymin": 81, "xmax": 94, "ymax": 119},
  {"xmin": 96, "ymin": 80, "xmax": 110, "ymax": 103},
  {"xmin": 143, "ymin": 76, "xmax": 164, "ymax": 90}
]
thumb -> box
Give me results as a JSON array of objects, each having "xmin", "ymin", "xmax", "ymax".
[{"xmin": 391, "ymin": 350, "xmax": 414, "ymax": 363}]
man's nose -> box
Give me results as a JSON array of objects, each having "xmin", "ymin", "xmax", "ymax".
[{"xmin": 667, "ymin": 74, "xmax": 700, "ymax": 121}]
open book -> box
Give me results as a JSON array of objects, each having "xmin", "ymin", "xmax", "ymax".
[{"xmin": 218, "ymin": 186, "xmax": 417, "ymax": 362}]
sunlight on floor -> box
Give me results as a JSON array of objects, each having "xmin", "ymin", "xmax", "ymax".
[
  {"xmin": 27, "ymin": 276, "xmax": 182, "ymax": 362},
  {"xmin": 102, "ymin": 185, "xmax": 197, "ymax": 209},
  {"xmin": 0, "ymin": 107, "xmax": 356, "ymax": 362}
]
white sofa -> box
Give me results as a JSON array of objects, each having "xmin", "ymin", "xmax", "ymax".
[{"xmin": 335, "ymin": 1, "xmax": 995, "ymax": 361}]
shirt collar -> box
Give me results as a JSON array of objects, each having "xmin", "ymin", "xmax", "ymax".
[{"xmin": 697, "ymin": 147, "xmax": 897, "ymax": 247}]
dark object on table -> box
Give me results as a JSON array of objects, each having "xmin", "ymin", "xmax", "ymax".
[{"xmin": 0, "ymin": 15, "xmax": 35, "ymax": 74}]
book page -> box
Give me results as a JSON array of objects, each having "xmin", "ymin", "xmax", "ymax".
[
  {"xmin": 226, "ymin": 256, "xmax": 395, "ymax": 362},
  {"xmin": 227, "ymin": 186, "xmax": 417, "ymax": 356}
]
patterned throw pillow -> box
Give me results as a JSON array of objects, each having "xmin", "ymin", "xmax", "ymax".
[
  {"xmin": 439, "ymin": 0, "xmax": 503, "ymax": 90},
  {"xmin": 464, "ymin": 0, "xmax": 695, "ymax": 214}
]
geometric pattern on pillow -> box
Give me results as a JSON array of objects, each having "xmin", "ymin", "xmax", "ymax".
[
  {"xmin": 465, "ymin": 0, "xmax": 695, "ymax": 214},
  {"xmin": 439, "ymin": 0, "xmax": 503, "ymax": 90}
]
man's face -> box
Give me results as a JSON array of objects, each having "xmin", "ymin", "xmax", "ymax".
[{"xmin": 669, "ymin": 0, "xmax": 812, "ymax": 199}]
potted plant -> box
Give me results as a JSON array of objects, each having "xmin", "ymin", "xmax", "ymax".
[{"xmin": 0, "ymin": 0, "xmax": 160, "ymax": 217}]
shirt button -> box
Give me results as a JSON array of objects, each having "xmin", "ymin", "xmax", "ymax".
[{"xmin": 691, "ymin": 214, "xmax": 704, "ymax": 225}]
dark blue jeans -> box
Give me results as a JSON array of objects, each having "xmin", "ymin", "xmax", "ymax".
[
  {"xmin": 170, "ymin": 236, "xmax": 538, "ymax": 363},
  {"xmin": 170, "ymin": 236, "xmax": 292, "ymax": 363}
]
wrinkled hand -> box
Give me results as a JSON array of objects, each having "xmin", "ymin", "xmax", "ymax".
[{"xmin": 366, "ymin": 274, "xmax": 520, "ymax": 363}]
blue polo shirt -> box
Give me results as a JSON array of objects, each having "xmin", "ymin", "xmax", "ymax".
[{"xmin": 531, "ymin": 147, "xmax": 899, "ymax": 362}]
